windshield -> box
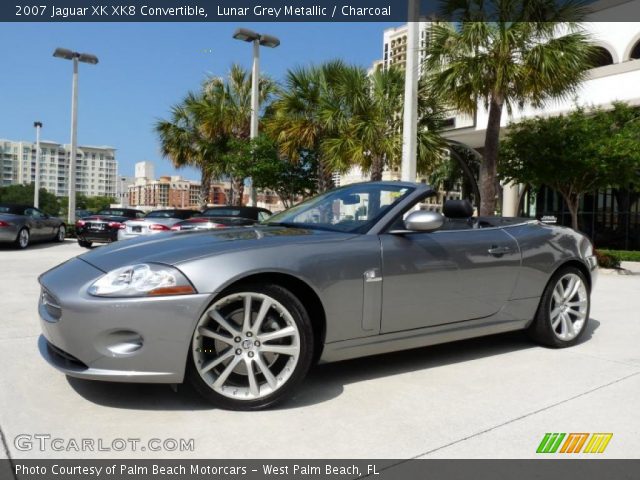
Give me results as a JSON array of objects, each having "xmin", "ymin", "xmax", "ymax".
[{"xmin": 265, "ymin": 183, "xmax": 414, "ymax": 233}]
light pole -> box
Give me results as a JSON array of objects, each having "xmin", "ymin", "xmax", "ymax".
[
  {"xmin": 53, "ymin": 48, "xmax": 98, "ymax": 224},
  {"xmin": 33, "ymin": 121, "xmax": 43, "ymax": 208},
  {"xmin": 232, "ymin": 28, "xmax": 280, "ymax": 206},
  {"xmin": 401, "ymin": 0, "xmax": 420, "ymax": 182}
]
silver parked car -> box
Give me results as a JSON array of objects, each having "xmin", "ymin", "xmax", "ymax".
[
  {"xmin": 118, "ymin": 209, "xmax": 201, "ymax": 240},
  {"xmin": 38, "ymin": 182, "xmax": 597, "ymax": 410},
  {"xmin": 0, "ymin": 204, "xmax": 66, "ymax": 249}
]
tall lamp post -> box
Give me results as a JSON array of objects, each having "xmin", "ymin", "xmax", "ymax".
[
  {"xmin": 53, "ymin": 48, "xmax": 98, "ymax": 224},
  {"xmin": 232, "ymin": 28, "xmax": 280, "ymax": 206},
  {"xmin": 401, "ymin": 0, "xmax": 420, "ymax": 182},
  {"xmin": 33, "ymin": 121, "xmax": 43, "ymax": 208}
]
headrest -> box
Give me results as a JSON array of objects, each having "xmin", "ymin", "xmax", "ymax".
[{"xmin": 443, "ymin": 199, "xmax": 473, "ymax": 218}]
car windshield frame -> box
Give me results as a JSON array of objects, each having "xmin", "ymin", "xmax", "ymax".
[{"xmin": 264, "ymin": 183, "xmax": 415, "ymax": 234}]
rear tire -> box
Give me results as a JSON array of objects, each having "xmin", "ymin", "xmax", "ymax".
[
  {"xmin": 15, "ymin": 228, "xmax": 29, "ymax": 249},
  {"xmin": 77, "ymin": 239, "xmax": 92, "ymax": 248},
  {"xmin": 55, "ymin": 225, "xmax": 66, "ymax": 242},
  {"xmin": 527, "ymin": 266, "xmax": 590, "ymax": 348},
  {"xmin": 187, "ymin": 283, "xmax": 314, "ymax": 410}
]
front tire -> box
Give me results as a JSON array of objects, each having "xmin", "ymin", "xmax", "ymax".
[
  {"xmin": 187, "ymin": 284, "xmax": 314, "ymax": 410},
  {"xmin": 15, "ymin": 228, "xmax": 29, "ymax": 249},
  {"xmin": 527, "ymin": 266, "xmax": 590, "ymax": 348}
]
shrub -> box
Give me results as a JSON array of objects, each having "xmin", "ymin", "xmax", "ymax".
[
  {"xmin": 598, "ymin": 249, "xmax": 640, "ymax": 263},
  {"xmin": 595, "ymin": 250, "xmax": 621, "ymax": 269}
]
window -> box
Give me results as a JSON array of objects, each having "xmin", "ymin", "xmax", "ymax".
[
  {"xmin": 591, "ymin": 46, "xmax": 614, "ymax": 68},
  {"xmin": 631, "ymin": 39, "xmax": 640, "ymax": 60}
]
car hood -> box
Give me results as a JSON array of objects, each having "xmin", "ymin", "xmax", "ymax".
[{"xmin": 79, "ymin": 225, "xmax": 356, "ymax": 272}]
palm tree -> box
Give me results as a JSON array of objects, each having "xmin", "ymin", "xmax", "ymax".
[
  {"xmin": 322, "ymin": 65, "xmax": 447, "ymax": 181},
  {"xmin": 201, "ymin": 64, "xmax": 276, "ymax": 205},
  {"xmin": 425, "ymin": 0, "xmax": 596, "ymax": 215},
  {"xmin": 155, "ymin": 92, "xmax": 225, "ymax": 208},
  {"xmin": 266, "ymin": 61, "xmax": 347, "ymax": 192}
]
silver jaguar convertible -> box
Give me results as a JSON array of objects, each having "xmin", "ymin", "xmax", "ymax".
[{"xmin": 38, "ymin": 182, "xmax": 597, "ymax": 410}]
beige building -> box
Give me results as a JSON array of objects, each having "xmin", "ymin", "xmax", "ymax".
[{"xmin": 0, "ymin": 139, "xmax": 117, "ymax": 197}]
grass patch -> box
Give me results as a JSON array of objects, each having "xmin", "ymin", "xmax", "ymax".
[{"xmin": 596, "ymin": 249, "xmax": 640, "ymax": 267}]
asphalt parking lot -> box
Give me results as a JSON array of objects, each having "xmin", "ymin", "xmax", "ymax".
[{"xmin": 0, "ymin": 239, "xmax": 639, "ymax": 459}]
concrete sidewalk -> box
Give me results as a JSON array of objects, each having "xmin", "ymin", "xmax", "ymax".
[{"xmin": 0, "ymin": 241, "xmax": 638, "ymax": 459}]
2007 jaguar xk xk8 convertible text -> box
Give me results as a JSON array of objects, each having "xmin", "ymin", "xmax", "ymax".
[{"xmin": 37, "ymin": 182, "xmax": 597, "ymax": 410}]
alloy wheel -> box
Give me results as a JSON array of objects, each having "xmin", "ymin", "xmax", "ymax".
[
  {"xmin": 18, "ymin": 229, "xmax": 29, "ymax": 248},
  {"xmin": 192, "ymin": 292, "xmax": 301, "ymax": 400},
  {"xmin": 549, "ymin": 273, "xmax": 588, "ymax": 341}
]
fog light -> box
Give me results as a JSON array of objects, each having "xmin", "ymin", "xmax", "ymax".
[{"xmin": 98, "ymin": 330, "xmax": 143, "ymax": 356}]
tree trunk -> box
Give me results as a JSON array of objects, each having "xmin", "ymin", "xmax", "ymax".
[
  {"xmin": 231, "ymin": 176, "xmax": 245, "ymax": 206},
  {"xmin": 562, "ymin": 192, "xmax": 580, "ymax": 231},
  {"xmin": 199, "ymin": 167, "xmax": 211, "ymax": 209},
  {"xmin": 480, "ymin": 96, "xmax": 503, "ymax": 216},
  {"xmin": 370, "ymin": 156, "xmax": 384, "ymax": 182},
  {"xmin": 317, "ymin": 158, "xmax": 334, "ymax": 193}
]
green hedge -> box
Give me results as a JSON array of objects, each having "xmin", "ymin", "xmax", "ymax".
[{"xmin": 595, "ymin": 249, "xmax": 640, "ymax": 268}]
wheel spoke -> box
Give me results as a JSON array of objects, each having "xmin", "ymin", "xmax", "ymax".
[
  {"xmin": 198, "ymin": 326, "xmax": 234, "ymax": 345},
  {"xmin": 212, "ymin": 355, "xmax": 242, "ymax": 389},
  {"xmin": 567, "ymin": 308, "xmax": 586, "ymax": 320},
  {"xmin": 200, "ymin": 349, "xmax": 234, "ymax": 374},
  {"xmin": 260, "ymin": 344, "xmax": 298, "ymax": 356},
  {"xmin": 258, "ymin": 326, "xmax": 296, "ymax": 343},
  {"xmin": 209, "ymin": 309, "xmax": 240, "ymax": 336},
  {"xmin": 551, "ymin": 311, "xmax": 562, "ymax": 329},
  {"xmin": 245, "ymin": 358, "xmax": 260, "ymax": 397},
  {"xmin": 564, "ymin": 277, "xmax": 580, "ymax": 301},
  {"xmin": 255, "ymin": 354, "xmax": 277, "ymax": 389},
  {"xmin": 242, "ymin": 295, "xmax": 252, "ymax": 332},
  {"xmin": 566, "ymin": 299, "xmax": 587, "ymax": 308},
  {"xmin": 562, "ymin": 314, "xmax": 574, "ymax": 338},
  {"xmin": 252, "ymin": 298, "xmax": 272, "ymax": 334},
  {"xmin": 550, "ymin": 306, "xmax": 563, "ymax": 320}
]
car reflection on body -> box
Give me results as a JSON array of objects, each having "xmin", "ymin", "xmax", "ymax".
[
  {"xmin": 0, "ymin": 204, "xmax": 66, "ymax": 249},
  {"xmin": 75, "ymin": 208, "xmax": 144, "ymax": 248},
  {"xmin": 170, "ymin": 206, "xmax": 272, "ymax": 231},
  {"xmin": 118, "ymin": 209, "xmax": 201, "ymax": 241},
  {"xmin": 38, "ymin": 182, "xmax": 597, "ymax": 410}
]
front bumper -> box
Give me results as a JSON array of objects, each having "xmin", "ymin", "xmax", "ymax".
[{"xmin": 38, "ymin": 258, "xmax": 211, "ymax": 383}]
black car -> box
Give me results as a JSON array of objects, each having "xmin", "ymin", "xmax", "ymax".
[
  {"xmin": 170, "ymin": 206, "xmax": 272, "ymax": 231},
  {"xmin": 75, "ymin": 208, "xmax": 145, "ymax": 248}
]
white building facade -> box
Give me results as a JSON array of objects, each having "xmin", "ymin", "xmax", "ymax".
[{"xmin": 0, "ymin": 139, "xmax": 117, "ymax": 197}]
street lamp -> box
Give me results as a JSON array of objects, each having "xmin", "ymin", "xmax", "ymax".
[
  {"xmin": 53, "ymin": 47, "xmax": 99, "ymax": 224},
  {"xmin": 33, "ymin": 121, "xmax": 43, "ymax": 208},
  {"xmin": 232, "ymin": 28, "xmax": 280, "ymax": 206}
]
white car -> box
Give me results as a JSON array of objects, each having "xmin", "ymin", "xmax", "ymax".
[{"xmin": 117, "ymin": 209, "xmax": 200, "ymax": 241}]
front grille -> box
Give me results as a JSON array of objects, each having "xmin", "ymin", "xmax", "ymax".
[{"xmin": 46, "ymin": 341, "xmax": 88, "ymax": 369}]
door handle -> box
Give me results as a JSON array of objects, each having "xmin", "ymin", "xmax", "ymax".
[{"xmin": 488, "ymin": 245, "xmax": 511, "ymax": 256}]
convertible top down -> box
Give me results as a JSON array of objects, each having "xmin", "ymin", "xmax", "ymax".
[{"xmin": 38, "ymin": 182, "xmax": 597, "ymax": 410}]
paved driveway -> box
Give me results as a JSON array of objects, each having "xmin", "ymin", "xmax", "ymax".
[{"xmin": 1, "ymin": 240, "xmax": 639, "ymax": 459}]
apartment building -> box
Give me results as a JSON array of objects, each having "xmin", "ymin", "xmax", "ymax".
[{"xmin": 0, "ymin": 139, "xmax": 117, "ymax": 197}]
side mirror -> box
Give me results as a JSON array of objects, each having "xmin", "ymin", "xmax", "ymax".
[{"xmin": 403, "ymin": 210, "xmax": 444, "ymax": 232}]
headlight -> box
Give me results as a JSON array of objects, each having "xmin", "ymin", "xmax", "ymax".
[{"xmin": 88, "ymin": 263, "xmax": 196, "ymax": 297}]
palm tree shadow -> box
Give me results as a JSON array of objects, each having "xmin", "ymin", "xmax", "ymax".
[{"xmin": 67, "ymin": 320, "xmax": 600, "ymax": 411}]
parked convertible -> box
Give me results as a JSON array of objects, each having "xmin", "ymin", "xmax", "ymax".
[
  {"xmin": 170, "ymin": 206, "xmax": 272, "ymax": 231},
  {"xmin": 38, "ymin": 182, "xmax": 597, "ymax": 410},
  {"xmin": 118, "ymin": 209, "xmax": 201, "ymax": 241},
  {"xmin": 0, "ymin": 204, "xmax": 65, "ymax": 249},
  {"xmin": 75, "ymin": 208, "xmax": 145, "ymax": 248}
]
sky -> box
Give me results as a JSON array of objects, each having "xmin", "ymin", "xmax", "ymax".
[{"xmin": 0, "ymin": 22, "xmax": 397, "ymax": 181}]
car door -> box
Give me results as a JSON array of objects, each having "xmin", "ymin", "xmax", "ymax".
[
  {"xmin": 36, "ymin": 208, "xmax": 58, "ymax": 237},
  {"xmin": 24, "ymin": 208, "xmax": 46, "ymax": 239},
  {"xmin": 379, "ymin": 226, "xmax": 521, "ymax": 334}
]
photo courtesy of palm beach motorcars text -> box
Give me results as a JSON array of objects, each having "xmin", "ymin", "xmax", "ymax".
[{"xmin": 1, "ymin": 0, "xmax": 640, "ymax": 479}]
